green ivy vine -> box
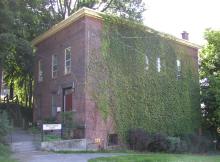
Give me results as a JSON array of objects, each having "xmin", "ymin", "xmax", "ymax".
[{"xmin": 88, "ymin": 15, "xmax": 201, "ymax": 140}]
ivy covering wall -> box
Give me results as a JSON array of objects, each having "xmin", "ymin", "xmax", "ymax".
[{"xmin": 88, "ymin": 15, "xmax": 201, "ymax": 140}]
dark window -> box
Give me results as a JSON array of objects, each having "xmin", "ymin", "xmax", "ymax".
[{"xmin": 108, "ymin": 134, "xmax": 118, "ymax": 146}]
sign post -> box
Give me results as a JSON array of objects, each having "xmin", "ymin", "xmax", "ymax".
[{"xmin": 42, "ymin": 124, "xmax": 62, "ymax": 142}]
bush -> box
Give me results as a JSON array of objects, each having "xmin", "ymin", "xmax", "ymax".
[
  {"xmin": 43, "ymin": 117, "xmax": 57, "ymax": 124},
  {"xmin": 148, "ymin": 133, "xmax": 169, "ymax": 152},
  {"xmin": 0, "ymin": 143, "xmax": 16, "ymax": 162},
  {"xmin": 127, "ymin": 129, "xmax": 151, "ymax": 151},
  {"xmin": 167, "ymin": 137, "xmax": 187, "ymax": 153},
  {"xmin": 181, "ymin": 134, "xmax": 212, "ymax": 153},
  {"xmin": 61, "ymin": 112, "xmax": 75, "ymax": 139},
  {"xmin": 0, "ymin": 111, "xmax": 11, "ymax": 143},
  {"xmin": 126, "ymin": 129, "xmax": 212, "ymax": 153}
]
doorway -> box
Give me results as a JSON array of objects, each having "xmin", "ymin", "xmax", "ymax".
[{"xmin": 63, "ymin": 88, "xmax": 73, "ymax": 112}]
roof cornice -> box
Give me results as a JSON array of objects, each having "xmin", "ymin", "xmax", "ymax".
[
  {"xmin": 32, "ymin": 7, "xmax": 201, "ymax": 49},
  {"xmin": 32, "ymin": 7, "xmax": 102, "ymax": 46}
]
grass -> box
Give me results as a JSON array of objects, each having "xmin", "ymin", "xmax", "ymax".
[
  {"xmin": 44, "ymin": 134, "xmax": 62, "ymax": 142},
  {"xmin": 0, "ymin": 143, "xmax": 17, "ymax": 162},
  {"xmin": 88, "ymin": 153, "xmax": 220, "ymax": 162}
]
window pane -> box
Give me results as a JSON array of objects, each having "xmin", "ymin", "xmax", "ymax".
[
  {"xmin": 65, "ymin": 47, "xmax": 71, "ymax": 74},
  {"xmin": 145, "ymin": 55, "xmax": 149, "ymax": 70},
  {"xmin": 157, "ymin": 57, "xmax": 161, "ymax": 72},
  {"xmin": 52, "ymin": 55, "xmax": 58, "ymax": 78}
]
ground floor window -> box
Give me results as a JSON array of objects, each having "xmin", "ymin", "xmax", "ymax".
[
  {"xmin": 108, "ymin": 134, "xmax": 118, "ymax": 146},
  {"xmin": 51, "ymin": 95, "xmax": 57, "ymax": 117}
]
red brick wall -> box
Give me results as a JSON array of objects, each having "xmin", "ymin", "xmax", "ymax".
[
  {"xmin": 84, "ymin": 16, "xmax": 115, "ymax": 147},
  {"xmin": 34, "ymin": 17, "xmax": 87, "ymax": 126}
]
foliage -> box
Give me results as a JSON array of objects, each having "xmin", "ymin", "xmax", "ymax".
[
  {"xmin": 181, "ymin": 134, "xmax": 212, "ymax": 153},
  {"xmin": 61, "ymin": 112, "xmax": 76, "ymax": 139},
  {"xmin": 127, "ymin": 129, "xmax": 151, "ymax": 151},
  {"xmin": 0, "ymin": 143, "xmax": 17, "ymax": 162},
  {"xmin": 148, "ymin": 133, "xmax": 169, "ymax": 152},
  {"xmin": 200, "ymin": 29, "xmax": 220, "ymax": 137},
  {"xmin": 0, "ymin": 0, "xmax": 56, "ymax": 106},
  {"xmin": 126, "ymin": 128, "xmax": 211, "ymax": 153},
  {"xmin": 89, "ymin": 154, "xmax": 220, "ymax": 162},
  {"xmin": 0, "ymin": 33, "xmax": 34, "ymax": 107},
  {"xmin": 167, "ymin": 137, "xmax": 187, "ymax": 153},
  {"xmin": 88, "ymin": 16, "xmax": 201, "ymax": 141},
  {"xmin": 0, "ymin": 111, "xmax": 12, "ymax": 143},
  {"xmin": 43, "ymin": 117, "xmax": 57, "ymax": 124},
  {"xmin": 44, "ymin": 0, "xmax": 145, "ymax": 22}
]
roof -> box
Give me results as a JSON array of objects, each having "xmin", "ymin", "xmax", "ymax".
[{"xmin": 32, "ymin": 7, "xmax": 201, "ymax": 49}]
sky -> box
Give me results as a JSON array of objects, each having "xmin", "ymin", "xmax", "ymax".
[{"xmin": 143, "ymin": 0, "xmax": 220, "ymax": 45}]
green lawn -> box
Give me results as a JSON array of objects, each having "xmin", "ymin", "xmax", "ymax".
[{"xmin": 89, "ymin": 153, "xmax": 220, "ymax": 162}]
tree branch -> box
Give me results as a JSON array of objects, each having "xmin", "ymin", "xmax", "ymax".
[{"xmin": 101, "ymin": 0, "xmax": 114, "ymax": 12}]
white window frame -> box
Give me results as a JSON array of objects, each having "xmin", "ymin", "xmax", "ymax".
[
  {"xmin": 176, "ymin": 59, "xmax": 181, "ymax": 77},
  {"xmin": 38, "ymin": 60, "xmax": 43, "ymax": 82},
  {"xmin": 64, "ymin": 47, "xmax": 71, "ymax": 75},
  {"xmin": 157, "ymin": 57, "xmax": 161, "ymax": 72},
  {"xmin": 52, "ymin": 55, "xmax": 58, "ymax": 78},
  {"xmin": 145, "ymin": 55, "xmax": 149, "ymax": 70}
]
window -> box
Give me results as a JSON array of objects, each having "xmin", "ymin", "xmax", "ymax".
[
  {"xmin": 145, "ymin": 55, "xmax": 149, "ymax": 70},
  {"xmin": 157, "ymin": 57, "xmax": 161, "ymax": 72},
  {"xmin": 108, "ymin": 134, "xmax": 118, "ymax": 146},
  {"xmin": 38, "ymin": 60, "xmax": 43, "ymax": 82},
  {"xmin": 176, "ymin": 59, "xmax": 181, "ymax": 78},
  {"xmin": 65, "ymin": 47, "xmax": 71, "ymax": 74},
  {"xmin": 52, "ymin": 55, "xmax": 58, "ymax": 78},
  {"xmin": 51, "ymin": 95, "xmax": 56, "ymax": 117}
]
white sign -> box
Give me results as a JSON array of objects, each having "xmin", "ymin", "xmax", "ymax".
[
  {"xmin": 43, "ymin": 124, "xmax": 62, "ymax": 131},
  {"xmin": 57, "ymin": 107, "xmax": 61, "ymax": 112}
]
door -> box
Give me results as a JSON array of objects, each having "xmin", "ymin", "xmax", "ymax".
[{"xmin": 64, "ymin": 88, "xmax": 73, "ymax": 112}]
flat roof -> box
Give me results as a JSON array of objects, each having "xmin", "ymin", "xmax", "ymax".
[{"xmin": 32, "ymin": 7, "xmax": 201, "ymax": 49}]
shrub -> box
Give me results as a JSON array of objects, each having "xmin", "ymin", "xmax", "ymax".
[
  {"xmin": 167, "ymin": 137, "xmax": 187, "ymax": 153},
  {"xmin": 148, "ymin": 133, "xmax": 169, "ymax": 152},
  {"xmin": 0, "ymin": 111, "xmax": 11, "ymax": 143},
  {"xmin": 127, "ymin": 129, "xmax": 151, "ymax": 151},
  {"xmin": 61, "ymin": 112, "xmax": 75, "ymax": 139},
  {"xmin": 43, "ymin": 117, "xmax": 57, "ymax": 124},
  {"xmin": 181, "ymin": 134, "xmax": 212, "ymax": 153}
]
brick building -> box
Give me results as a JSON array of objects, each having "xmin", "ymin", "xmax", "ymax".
[{"xmin": 32, "ymin": 7, "xmax": 200, "ymax": 148}]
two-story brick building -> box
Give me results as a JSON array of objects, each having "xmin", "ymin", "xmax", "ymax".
[{"xmin": 32, "ymin": 7, "xmax": 200, "ymax": 148}]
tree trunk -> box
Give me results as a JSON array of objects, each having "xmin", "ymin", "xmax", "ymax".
[{"xmin": 9, "ymin": 80, "xmax": 14, "ymax": 100}]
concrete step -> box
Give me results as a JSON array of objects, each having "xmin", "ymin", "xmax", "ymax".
[{"xmin": 11, "ymin": 141, "xmax": 39, "ymax": 153}]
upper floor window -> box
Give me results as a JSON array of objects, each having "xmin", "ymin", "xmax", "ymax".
[
  {"xmin": 52, "ymin": 55, "xmax": 58, "ymax": 78},
  {"xmin": 65, "ymin": 47, "xmax": 71, "ymax": 75},
  {"xmin": 145, "ymin": 55, "xmax": 149, "ymax": 70},
  {"xmin": 38, "ymin": 60, "xmax": 43, "ymax": 82},
  {"xmin": 157, "ymin": 57, "xmax": 161, "ymax": 72},
  {"xmin": 176, "ymin": 59, "xmax": 181, "ymax": 78}
]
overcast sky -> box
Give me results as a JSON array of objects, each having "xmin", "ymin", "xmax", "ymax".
[{"xmin": 142, "ymin": 0, "xmax": 220, "ymax": 45}]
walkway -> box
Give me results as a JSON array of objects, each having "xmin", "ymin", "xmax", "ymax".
[{"xmin": 8, "ymin": 128, "xmax": 121, "ymax": 162}]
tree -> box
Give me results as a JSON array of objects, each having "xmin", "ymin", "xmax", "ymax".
[
  {"xmin": 200, "ymin": 29, "xmax": 220, "ymax": 137},
  {"xmin": 45, "ymin": 0, "xmax": 145, "ymax": 22},
  {"xmin": 0, "ymin": 33, "xmax": 34, "ymax": 107}
]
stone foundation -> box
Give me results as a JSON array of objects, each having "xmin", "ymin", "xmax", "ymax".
[{"xmin": 41, "ymin": 139, "xmax": 98, "ymax": 151}]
